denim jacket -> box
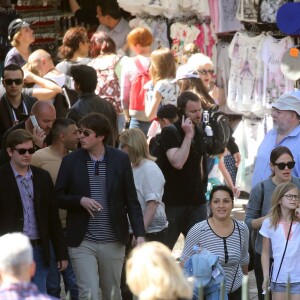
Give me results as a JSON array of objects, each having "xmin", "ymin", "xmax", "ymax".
[{"xmin": 183, "ymin": 246, "xmax": 228, "ymax": 300}]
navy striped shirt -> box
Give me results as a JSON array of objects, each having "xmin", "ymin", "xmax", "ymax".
[{"xmin": 84, "ymin": 157, "xmax": 118, "ymax": 243}]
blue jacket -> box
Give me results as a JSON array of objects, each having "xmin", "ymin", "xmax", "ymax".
[{"xmin": 183, "ymin": 246, "xmax": 228, "ymax": 300}]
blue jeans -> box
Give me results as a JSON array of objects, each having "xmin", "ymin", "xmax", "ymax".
[
  {"xmin": 47, "ymin": 243, "xmax": 78, "ymax": 299},
  {"xmin": 129, "ymin": 118, "xmax": 151, "ymax": 136},
  {"xmin": 32, "ymin": 245, "xmax": 49, "ymax": 294},
  {"xmin": 165, "ymin": 204, "xmax": 207, "ymax": 250}
]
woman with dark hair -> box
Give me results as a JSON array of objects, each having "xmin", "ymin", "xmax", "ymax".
[
  {"xmin": 56, "ymin": 26, "xmax": 91, "ymax": 76},
  {"xmin": 88, "ymin": 31, "xmax": 124, "ymax": 132},
  {"xmin": 181, "ymin": 185, "xmax": 249, "ymax": 300},
  {"xmin": 245, "ymin": 146, "xmax": 300, "ymax": 300}
]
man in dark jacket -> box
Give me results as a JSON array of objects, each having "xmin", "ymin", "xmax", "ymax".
[
  {"xmin": 0, "ymin": 129, "xmax": 68, "ymax": 294},
  {"xmin": 67, "ymin": 64, "xmax": 118, "ymax": 146},
  {"xmin": 56, "ymin": 112, "xmax": 145, "ymax": 300}
]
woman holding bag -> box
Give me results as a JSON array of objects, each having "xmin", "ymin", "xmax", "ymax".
[
  {"xmin": 260, "ymin": 182, "xmax": 300, "ymax": 299},
  {"xmin": 245, "ymin": 146, "xmax": 300, "ymax": 299}
]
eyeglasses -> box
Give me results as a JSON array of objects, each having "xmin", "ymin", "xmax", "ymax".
[
  {"xmin": 3, "ymin": 78, "xmax": 23, "ymax": 85},
  {"xmin": 12, "ymin": 148, "xmax": 35, "ymax": 155},
  {"xmin": 283, "ymin": 194, "xmax": 300, "ymax": 201},
  {"xmin": 273, "ymin": 161, "xmax": 295, "ymax": 170},
  {"xmin": 198, "ymin": 69, "xmax": 214, "ymax": 75},
  {"xmin": 78, "ymin": 128, "xmax": 94, "ymax": 137}
]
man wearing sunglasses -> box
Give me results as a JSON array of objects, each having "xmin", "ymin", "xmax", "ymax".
[
  {"xmin": 252, "ymin": 90, "xmax": 300, "ymax": 187},
  {"xmin": 0, "ymin": 129, "xmax": 68, "ymax": 294},
  {"xmin": 56, "ymin": 112, "xmax": 145, "ymax": 300},
  {"xmin": 0, "ymin": 64, "xmax": 37, "ymax": 147},
  {"xmin": 0, "ymin": 101, "xmax": 56, "ymax": 165}
]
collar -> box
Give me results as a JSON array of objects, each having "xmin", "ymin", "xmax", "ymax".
[
  {"xmin": 111, "ymin": 17, "xmax": 126, "ymax": 33},
  {"xmin": 10, "ymin": 161, "xmax": 32, "ymax": 180}
]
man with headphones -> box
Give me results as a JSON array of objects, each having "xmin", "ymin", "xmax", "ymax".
[{"xmin": 156, "ymin": 91, "xmax": 208, "ymax": 250}]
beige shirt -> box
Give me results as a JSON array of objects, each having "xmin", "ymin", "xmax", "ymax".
[{"xmin": 31, "ymin": 147, "xmax": 67, "ymax": 227}]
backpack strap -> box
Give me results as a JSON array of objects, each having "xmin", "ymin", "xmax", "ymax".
[{"xmin": 133, "ymin": 57, "xmax": 149, "ymax": 75}]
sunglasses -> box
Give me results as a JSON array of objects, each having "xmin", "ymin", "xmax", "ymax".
[
  {"xmin": 273, "ymin": 161, "xmax": 295, "ymax": 170},
  {"xmin": 12, "ymin": 147, "xmax": 35, "ymax": 155},
  {"xmin": 198, "ymin": 70, "xmax": 214, "ymax": 75},
  {"xmin": 3, "ymin": 78, "xmax": 23, "ymax": 85},
  {"xmin": 78, "ymin": 128, "xmax": 94, "ymax": 137}
]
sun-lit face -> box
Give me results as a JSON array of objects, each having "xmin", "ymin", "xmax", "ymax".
[
  {"xmin": 197, "ymin": 63, "xmax": 214, "ymax": 88},
  {"xmin": 210, "ymin": 190, "xmax": 233, "ymax": 220},
  {"xmin": 280, "ymin": 187, "xmax": 300, "ymax": 210},
  {"xmin": 271, "ymin": 153, "xmax": 294, "ymax": 183}
]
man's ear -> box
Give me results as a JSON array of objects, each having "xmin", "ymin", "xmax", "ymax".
[{"xmin": 6, "ymin": 147, "xmax": 13, "ymax": 158}]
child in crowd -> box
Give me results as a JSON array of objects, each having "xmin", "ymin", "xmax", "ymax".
[
  {"xmin": 260, "ymin": 182, "xmax": 300, "ymax": 298},
  {"xmin": 144, "ymin": 48, "xmax": 179, "ymax": 121}
]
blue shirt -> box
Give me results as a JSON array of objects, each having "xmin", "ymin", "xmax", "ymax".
[
  {"xmin": 252, "ymin": 125, "xmax": 300, "ymax": 187},
  {"xmin": 11, "ymin": 162, "xmax": 39, "ymax": 239}
]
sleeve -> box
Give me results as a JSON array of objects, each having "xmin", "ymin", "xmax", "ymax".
[
  {"xmin": 120, "ymin": 57, "xmax": 132, "ymax": 110},
  {"xmin": 140, "ymin": 165, "xmax": 165, "ymax": 202},
  {"xmin": 259, "ymin": 218, "xmax": 271, "ymax": 238},
  {"xmin": 245, "ymin": 183, "xmax": 263, "ymax": 230},
  {"xmin": 180, "ymin": 223, "xmax": 203, "ymax": 260},
  {"xmin": 123, "ymin": 156, "xmax": 146, "ymax": 238},
  {"xmin": 160, "ymin": 125, "xmax": 182, "ymax": 151},
  {"xmin": 240, "ymin": 222, "xmax": 250, "ymax": 265},
  {"xmin": 227, "ymin": 135, "xmax": 239, "ymax": 155},
  {"xmin": 46, "ymin": 171, "xmax": 68, "ymax": 261},
  {"xmin": 55, "ymin": 156, "xmax": 83, "ymax": 211}
]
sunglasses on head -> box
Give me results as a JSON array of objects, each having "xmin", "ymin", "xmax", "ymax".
[
  {"xmin": 273, "ymin": 161, "xmax": 295, "ymax": 170},
  {"xmin": 198, "ymin": 69, "xmax": 214, "ymax": 75},
  {"xmin": 78, "ymin": 128, "xmax": 93, "ymax": 137},
  {"xmin": 3, "ymin": 78, "xmax": 23, "ymax": 85},
  {"xmin": 13, "ymin": 147, "xmax": 35, "ymax": 155}
]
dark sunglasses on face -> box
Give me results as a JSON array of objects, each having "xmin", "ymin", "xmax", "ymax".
[
  {"xmin": 78, "ymin": 128, "xmax": 93, "ymax": 137},
  {"xmin": 3, "ymin": 78, "xmax": 23, "ymax": 85},
  {"xmin": 273, "ymin": 161, "xmax": 295, "ymax": 170},
  {"xmin": 198, "ymin": 69, "xmax": 214, "ymax": 75},
  {"xmin": 13, "ymin": 148, "xmax": 35, "ymax": 155}
]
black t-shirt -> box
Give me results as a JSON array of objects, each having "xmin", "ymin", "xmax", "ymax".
[{"xmin": 157, "ymin": 121, "xmax": 207, "ymax": 206}]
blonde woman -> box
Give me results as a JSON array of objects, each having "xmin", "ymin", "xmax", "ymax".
[
  {"xmin": 260, "ymin": 182, "xmax": 300, "ymax": 299},
  {"xmin": 119, "ymin": 128, "xmax": 168, "ymax": 244},
  {"xmin": 126, "ymin": 241, "xmax": 192, "ymax": 300},
  {"xmin": 144, "ymin": 48, "xmax": 178, "ymax": 120}
]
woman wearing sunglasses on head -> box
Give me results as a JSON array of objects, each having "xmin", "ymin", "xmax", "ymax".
[{"xmin": 245, "ymin": 146, "xmax": 300, "ymax": 300}]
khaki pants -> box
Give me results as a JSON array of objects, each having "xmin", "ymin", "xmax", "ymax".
[{"xmin": 69, "ymin": 240, "xmax": 125, "ymax": 300}]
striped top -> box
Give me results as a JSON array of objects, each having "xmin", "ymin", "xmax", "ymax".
[
  {"xmin": 181, "ymin": 219, "xmax": 249, "ymax": 293},
  {"xmin": 84, "ymin": 157, "xmax": 118, "ymax": 243}
]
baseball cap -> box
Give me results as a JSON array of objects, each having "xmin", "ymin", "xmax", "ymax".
[
  {"xmin": 8, "ymin": 19, "xmax": 30, "ymax": 41},
  {"xmin": 272, "ymin": 90, "xmax": 300, "ymax": 115},
  {"xmin": 155, "ymin": 104, "xmax": 178, "ymax": 120},
  {"xmin": 276, "ymin": 3, "xmax": 300, "ymax": 35},
  {"xmin": 171, "ymin": 64, "xmax": 200, "ymax": 83}
]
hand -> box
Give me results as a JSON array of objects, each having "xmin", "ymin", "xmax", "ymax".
[
  {"xmin": 57, "ymin": 260, "xmax": 68, "ymax": 272},
  {"xmin": 233, "ymin": 152, "xmax": 241, "ymax": 167},
  {"xmin": 232, "ymin": 186, "xmax": 240, "ymax": 198},
  {"xmin": 136, "ymin": 236, "xmax": 145, "ymax": 245},
  {"xmin": 80, "ymin": 197, "xmax": 102, "ymax": 218},
  {"xmin": 23, "ymin": 70, "xmax": 36, "ymax": 84},
  {"xmin": 262, "ymin": 277, "xmax": 269, "ymax": 294},
  {"xmin": 181, "ymin": 115, "xmax": 194, "ymax": 139},
  {"xmin": 32, "ymin": 126, "xmax": 46, "ymax": 148}
]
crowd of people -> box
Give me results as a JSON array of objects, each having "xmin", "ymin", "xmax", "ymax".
[{"xmin": 0, "ymin": 0, "xmax": 300, "ymax": 300}]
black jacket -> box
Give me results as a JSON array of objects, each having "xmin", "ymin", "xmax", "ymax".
[
  {"xmin": 0, "ymin": 163, "xmax": 68, "ymax": 265},
  {"xmin": 55, "ymin": 146, "xmax": 145, "ymax": 247}
]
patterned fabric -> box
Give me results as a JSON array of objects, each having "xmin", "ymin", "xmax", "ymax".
[
  {"xmin": 90, "ymin": 55, "xmax": 122, "ymax": 114},
  {"xmin": 0, "ymin": 282, "xmax": 57, "ymax": 299}
]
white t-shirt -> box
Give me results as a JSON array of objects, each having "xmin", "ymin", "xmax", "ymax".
[
  {"xmin": 260, "ymin": 218, "xmax": 300, "ymax": 283},
  {"xmin": 132, "ymin": 159, "xmax": 168, "ymax": 233}
]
